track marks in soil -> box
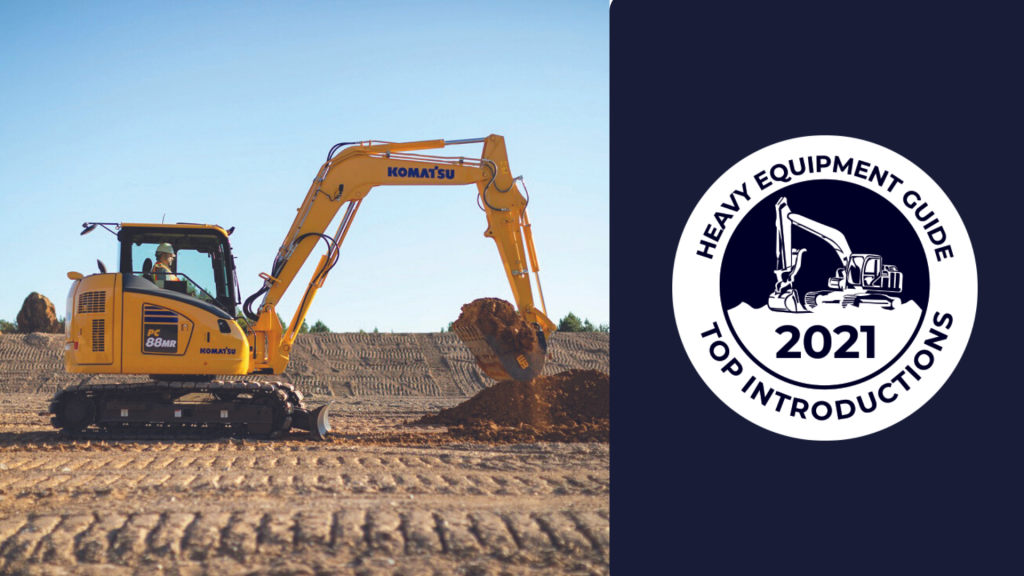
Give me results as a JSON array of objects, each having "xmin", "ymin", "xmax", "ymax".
[
  {"xmin": 2, "ymin": 447, "xmax": 609, "ymax": 469},
  {"xmin": 0, "ymin": 331, "xmax": 609, "ymax": 398},
  {"xmin": 0, "ymin": 508, "xmax": 609, "ymax": 569},
  {"xmin": 0, "ymin": 469, "xmax": 611, "ymax": 498}
]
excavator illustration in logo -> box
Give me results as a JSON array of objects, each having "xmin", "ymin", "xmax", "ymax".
[{"xmin": 768, "ymin": 197, "xmax": 904, "ymax": 313}]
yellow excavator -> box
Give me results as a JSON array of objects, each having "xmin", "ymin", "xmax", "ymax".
[{"xmin": 50, "ymin": 135, "xmax": 557, "ymax": 439}]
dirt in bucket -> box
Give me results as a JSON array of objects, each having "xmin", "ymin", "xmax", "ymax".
[
  {"xmin": 416, "ymin": 369, "xmax": 609, "ymax": 443},
  {"xmin": 454, "ymin": 298, "xmax": 537, "ymax": 353}
]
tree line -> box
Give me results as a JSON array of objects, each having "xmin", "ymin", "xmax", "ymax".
[
  {"xmin": 441, "ymin": 312, "xmax": 609, "ymax": 334},
  {"xmin": 4, "ymin": 313, "xmax": 609, "ymax": 335},
  {"xmin": 4, "ymin": 310, "xmax": 607, "ymax": 336}
]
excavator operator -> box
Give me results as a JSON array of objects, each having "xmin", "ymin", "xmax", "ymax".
[{"xmin": 152, "ymin": 243, "xmax": 181, "ymax": 289}]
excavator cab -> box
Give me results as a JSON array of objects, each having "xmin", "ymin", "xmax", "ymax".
[
  {"xmin": 120, "ymin": 225, "xmax": 238, "ymax": 312},
  {"xmin": 838, "ymin": 254, "xmax": 901, "ymax": 292}
]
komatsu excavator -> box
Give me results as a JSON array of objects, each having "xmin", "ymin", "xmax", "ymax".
[
  {"xmin": 50, "ymin": 135, "xmax": 557, "ymax": 439},
  {"xmin": 769, "ymin": 197, "xmax": 903, "ymax": 313}
]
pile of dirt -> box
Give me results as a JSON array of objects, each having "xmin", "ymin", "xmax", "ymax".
[
  {"xmin": 417, "ymin": 369, "xmax": 609, "ymax": 442},
  {"xmin": 16, "ymin": 292, "xmax": 61, "ymax": 333},
  {"xmin": 454, "ymin": 298, "xmax": 536, "ymax": 352}
]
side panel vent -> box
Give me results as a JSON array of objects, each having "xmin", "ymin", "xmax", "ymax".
[
  {"xmin": 69, "ymin": 275, "xmax": 115, "ymax": 366},
  {"xmin": 78, "ymin": 291, "xmax": 106, "ymax": 314},
  {"xmin": 92, "ymin": 319, "xmax": 106, "ymax": 352}
]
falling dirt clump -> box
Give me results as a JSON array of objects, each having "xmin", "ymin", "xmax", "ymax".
[
  {"xmin": 417, "ymin": 369, "xmax": 609, "ymax": 442},
  {"xmin": 454, "ymin": 298, "xmax": 536, "ymax": 353},
  {"xmin": 16, "ymin": 293, "xmax": 62, "ymax": 334}
]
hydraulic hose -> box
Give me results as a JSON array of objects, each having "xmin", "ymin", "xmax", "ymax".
[{"xmin": 242, "ymin": 233, "xmax": 338, "ymax": 322}]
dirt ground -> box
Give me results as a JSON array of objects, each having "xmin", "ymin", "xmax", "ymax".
[{"xmin": 0, "ymin": 333, "xmax": 609, "ymax": 575}]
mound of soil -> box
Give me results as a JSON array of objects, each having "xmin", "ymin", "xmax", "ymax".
[
  {"xmin": 16, "ymin": 292, "xmax": 61, "ymax": 334},
  {"xmin": 454, "ymin": 298, "xmax": 536, "ymax": 353},
  {"xmin": 417, "ymin": 369, "xmax": 609, "ymax": 442}
]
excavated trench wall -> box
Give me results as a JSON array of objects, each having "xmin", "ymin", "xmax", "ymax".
[{"xmin": 0, "ymin": 332, "xmax": 610, "ymax": 397}]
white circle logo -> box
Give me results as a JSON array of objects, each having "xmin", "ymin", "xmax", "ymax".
[{"xmin": 673, "ymin": 136, "xmax": 977, "ymax": 440}]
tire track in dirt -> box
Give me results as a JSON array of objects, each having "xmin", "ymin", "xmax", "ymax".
[
  {"xmin": 2, "ymin": 469, "xmax": 607, "ymax": 498},
  {"xmin": 0, "ymin": 447, "xmax": 608, "ymax": 473},
  {"xmin": 415, "ymin": 333, "xmax": 463, "ymax": 396},
  {"xmin": 0, "ymin": 507, "xmax": 608, "ymax": 570}
]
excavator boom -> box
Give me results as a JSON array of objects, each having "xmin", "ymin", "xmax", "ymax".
[
  {"xmin": 244, "ymin": 135, "xmax": 555, "ymax": 379},
  {"xmin": 787, "ymin": 213, "xmax": 851, "ymax": 266}
]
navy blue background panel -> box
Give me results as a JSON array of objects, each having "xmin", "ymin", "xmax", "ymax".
[{"xmin": 611, "ymin": 3, "xmax": 1022, "ymax": 573}]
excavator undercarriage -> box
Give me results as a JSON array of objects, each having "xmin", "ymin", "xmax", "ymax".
[{"xmin": 49, "ymin": 380, "xmax": 331, "ymax": 440}]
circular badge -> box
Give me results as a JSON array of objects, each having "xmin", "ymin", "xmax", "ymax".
[{"xmin": 673, "ymin": 136, "xmax": 977, "ymax": 440}]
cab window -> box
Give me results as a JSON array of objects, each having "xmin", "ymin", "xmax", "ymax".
[
  {"xmin": 120, "ymin": 229, "xmax": 236, "ymax": 315},
  {"xmin": 865, "ymin": 258, "xmax": 878, "ymax": 276},
  {"xmin": 848, "ymin": 256, "xmax": 864, "ymax": 285},
  {"xmin": 130, "ymin": 243, "xmax": 218, "ymax": 298}
]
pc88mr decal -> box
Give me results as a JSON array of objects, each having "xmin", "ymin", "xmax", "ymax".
[{"xmin": 673, "ymin": 136, "xmax": 976, "ymax": 440}]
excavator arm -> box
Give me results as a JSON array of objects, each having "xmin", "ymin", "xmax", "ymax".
[
  {"xmin": 775, "ymin": 197, "xmax": 852, "ymax": 270},
  {"xmin": 788, "ymin": 214, "xmax": 851, "ymax": 266},
  {"xmin": 243, "ymin": 135, "xmax": 555, "ymax": 376},
  {"xmin": 769, "ymin": 196, "xmax": 855, "ymax": 312}
]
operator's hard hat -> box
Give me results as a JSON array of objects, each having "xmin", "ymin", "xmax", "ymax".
[{"xmin": 156, "ymin": 243, "xmax": 175, "ymax": 255}]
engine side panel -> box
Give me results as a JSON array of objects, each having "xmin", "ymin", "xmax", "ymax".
[
  {"xmin": 121, "ymin": 289, "xmax": 249, "ymax": 375},
  {"xmin": 64, "ymin": 273, "xmax": 249, "ymax": 375},
  {"xmin": 65, "ymin": 274, "xmax": 120, "ymax": 368}
]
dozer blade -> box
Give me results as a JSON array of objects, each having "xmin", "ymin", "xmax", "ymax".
[
  {"xmin": 293, "ymin": 402, "xmax": 333, "ymax": 440},
  {"xmin": 452, "ymin": 323, "xmax": 547, "ymax": 382}
]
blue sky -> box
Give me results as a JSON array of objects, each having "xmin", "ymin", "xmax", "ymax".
[{"xmin": 0, "ymin": 1, "xmax": 608, "ymax": 333}]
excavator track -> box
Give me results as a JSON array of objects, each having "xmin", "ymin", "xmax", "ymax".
[{"xmin": 46, "ymin": 381, "xmax": 329, "ymax": 441}]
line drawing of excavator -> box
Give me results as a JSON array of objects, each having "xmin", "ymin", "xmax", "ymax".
[
  {"xmin": 50, "ymin": 135, "xmax": 557, "ymax": 439},
  {"xmin": 768, "ymin": 197, "xmax": 904, "ymax": 313}
]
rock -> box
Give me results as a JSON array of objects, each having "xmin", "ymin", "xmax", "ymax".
[{"xmin": 16, "ymin": 292, "xmax": 62, "ymax": 333}]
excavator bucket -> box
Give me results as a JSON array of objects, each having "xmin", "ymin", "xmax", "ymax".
[
  {"xmin": 453, "ymin": 322, "xmax": 548, "ymax": 382},
  {"xmin": 768, "ymin": 291, "xmax": 806, "ymax": 313}
]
